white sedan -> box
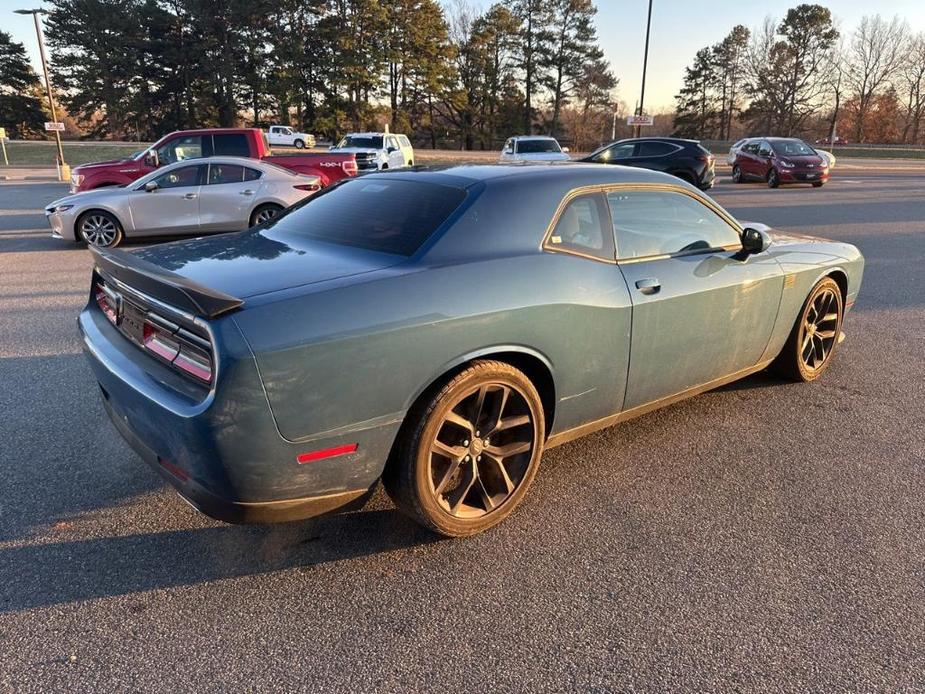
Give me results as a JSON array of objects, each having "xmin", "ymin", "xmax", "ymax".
[
  {"xmin": 46, "ymin": 157, "xmax": 321, "ymax": 248},
  {"xmin": 500, "ymin": 136, "xmax": 571, "ymax": 162}
]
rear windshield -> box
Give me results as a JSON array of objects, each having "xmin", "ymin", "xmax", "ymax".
[
  {"xmin": 338, "ymin": 135, "xmax": 384, "ymax": 149},
  {"xmin": 518, "ymin": 139, "xmax": 561, "ymax": 154},
  {"xmin": 771, "ymin": 140, "xmax": 814, "ymax": 156},
  {"xmin": 268, "ymin": 178, "xmax": 467, "ymax": 256}
]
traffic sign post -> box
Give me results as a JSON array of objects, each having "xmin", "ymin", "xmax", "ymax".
[{"xmin": 0, "ymin": 127, "xmax": 7, "ymax": 166}]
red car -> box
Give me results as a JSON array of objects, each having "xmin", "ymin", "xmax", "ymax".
[
  {"xmin": 732, "ymin": 138, "xmax": 829, "ymax": 189},
  {"xmin": 70, "ymin": 128, "xmax": 358, "ymax": 193}
]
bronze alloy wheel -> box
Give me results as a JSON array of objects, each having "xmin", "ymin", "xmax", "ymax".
[
  {"xmin": 774, "ymin": 277, "xmax": 844, "ymax": 382},
  {"xmin": 428, "ymin": 382, "xmax": 535, "ymax": 519},
  {"xmin": 384, "ymin": 360, "xmax": 544, "ymax": 537}
]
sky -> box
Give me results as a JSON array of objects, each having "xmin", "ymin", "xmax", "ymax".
[{"xmin": 5, "ymin": 0, "xmax": 925, "ymax": 113}]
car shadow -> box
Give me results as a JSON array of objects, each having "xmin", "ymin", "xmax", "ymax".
[{"xmin": 0, "ymin": 504, "xmax": 439, "ymax": 613}]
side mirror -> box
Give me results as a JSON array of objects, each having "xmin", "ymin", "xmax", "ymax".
[
  {"xmin": 387, "ymin": 146, "xmax": 397, "ymax": 153},
  {"xmin": 562, "ymin": 147, "xmax": 570, "ymax": 153},
  {"xmin": 741, "ymin": 227, "xmax": 771, "ymax": 255},
  {"xmin": 144, "ymin": 150, "xmax": 159, "ymax": 168},
  {"xmin": 144, "ymin": 181, "xmax": 158, "ymax": 193}
]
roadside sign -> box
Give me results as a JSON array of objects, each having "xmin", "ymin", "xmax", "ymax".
[
  {"xmin": 626, "ymin": 115, "xmax": 654, "ymax": 127},
  {"xmin": 44, "ymin": 122, "xmax": 65, "ymax": 132},
  {"xmin": 0, "ymin": 127, "xmax": 6, "ymax": 139}
]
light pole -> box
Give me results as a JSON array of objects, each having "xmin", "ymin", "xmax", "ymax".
[
  {"xmin": 635, "ymin": 0, "xmax": 653, "ymax": 139},
  {"xmin": 16, "ymin": 7, "xmax": 68, "ymax": 181}
]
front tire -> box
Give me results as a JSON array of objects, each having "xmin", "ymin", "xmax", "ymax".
[
  {"xmin": 768, "ymin": 168, "xmax": 781, "ymax": 188},
  {"xmin": 813, "ymin": 181, "xmax": 825, "ymax": 188},
  {"xmin": 772, "ymin": 277, "xmax": 843, "ymax": 382},
  {"xmin": 732, "ymin": 165, "xmax": 743, "ymax": 183},
  {"xmin": 383, "ymin": 360, "xmax": 545, "ymax": 537},
  {"xmin": 293, "ymin": 139, "xmax": 305, "ymax": 149},
  {"xmin": 77, "ymin": 210, "xmax": 123, "ymax": 248}
]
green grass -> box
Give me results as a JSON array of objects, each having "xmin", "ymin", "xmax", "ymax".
[{"xmin": 0, "ymin": 141, "xmax": 148, "ymax": 166}]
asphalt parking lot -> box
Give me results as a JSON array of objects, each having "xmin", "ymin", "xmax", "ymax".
[{"xmin": 1, "ymin": 167, "xmax": 923, "ymax": 691}]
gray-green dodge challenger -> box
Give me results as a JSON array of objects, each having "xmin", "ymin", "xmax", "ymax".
[{"xmin": 79, "ymin": 164, "xmax": 864, "ymax": 536}]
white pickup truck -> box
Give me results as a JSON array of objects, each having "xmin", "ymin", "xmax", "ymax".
[
  {"xmin": 266, "ymin": 125, "xmax": 316, "ymax": 149},
  {"xmin": 330, "ymin": 132, "xmax": 414, "ymax": 171}
]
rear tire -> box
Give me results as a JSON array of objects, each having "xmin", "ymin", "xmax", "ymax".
[
  {"xmin": 77, "ymin": 210, "xmax": 124, "ymax": 248},
  {"xmin": 732, "ymin": 165, "xmax": 743, "ymax": 183},
  {"xmin": 249, "ymin": 204, "xmax": 284, "ymax": 227},
  {"xmin": 293, "ymin": 139, "xmax": 305, "ymax": 149},
  {"xmin": 772, "ymin": 277, "xmax": 843, "ymax": 382},
  {"xmin": 767, "ymin": 168, "xmax": 781, "ymax": 188},
  {"xmin": 383, "ymin": 360, "xmax": 545, "ymax": 537}
]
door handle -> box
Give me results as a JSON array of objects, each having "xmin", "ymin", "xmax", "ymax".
[
  {"xmin": 184, "ymin": 193, "xmax": 198, "ymax": 199},
  {"xmin": 635, "ymin": 278, "xmax": 661, "ymax": 295},
  {"xmin": 239, "ymin": 189, "xmax": 254, "ymax": 196}
]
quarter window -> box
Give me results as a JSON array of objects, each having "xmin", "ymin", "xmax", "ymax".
[
  {"xmin": 607, "ymin": 189, "xmax": 740, "ymax": 260},
  {"xmin": 547, "ymin": 193, "xmax": 614, "ymax": 261}
]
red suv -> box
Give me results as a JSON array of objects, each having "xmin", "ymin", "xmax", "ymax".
[{"xmin": 732, "ymin": 137, "xmax": 829, "ymax": 189}]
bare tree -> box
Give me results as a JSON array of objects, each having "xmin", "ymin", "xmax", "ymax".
[
  {"xmin": 900, "ymin": 33, "xmax": 925, "ymax": 144},
  {"xmin": 845, "ymin": 15, "xmax": 909, "ymax": 142}
]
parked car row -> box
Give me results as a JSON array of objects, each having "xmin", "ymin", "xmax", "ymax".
[{"xmin": 53, "ymin": 128, "xmax": 834, "ymax": 250}]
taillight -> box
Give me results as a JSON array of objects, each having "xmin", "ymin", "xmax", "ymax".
[
  {"xmin": 293, "ymin": 183, "xmax": 320, "ymax": 192},
  {"xmin": 95, "ymin": 282, "xmax": 117, "ymax": 324},
  {"xmin": 142, "ymin": 316, "xmax": 214, "ymax": 384},
  {"xmin": 342, "ymin": 159, "xmax": 358, "ymax": 176}
]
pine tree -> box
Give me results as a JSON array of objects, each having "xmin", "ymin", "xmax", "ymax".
[
  {"xmin": 673, "ymin": 48, "xmax": 719, "ymax": 138},
  {"xmin": 0, "ymin": 30, "xmax": 45, "ymax": 137}
]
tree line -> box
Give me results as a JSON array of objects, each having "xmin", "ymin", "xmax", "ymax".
[
  {"xmin": 673, "ymin": 5, "xmax": 925, "ymax": 144},
  {"xmin": 0, "ymin": 0, "xmax": 618, "ymax": 150}
]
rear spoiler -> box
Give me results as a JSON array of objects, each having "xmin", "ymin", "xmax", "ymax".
[{"xmin": 89, "ymin": 246, "xmax": 244, "ymax": 319}]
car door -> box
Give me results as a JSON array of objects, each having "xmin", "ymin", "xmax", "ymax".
[
  {"xmin": 267, "ymin": 127, "xmax": 282, "ymax": 146},
  {"xmin": 128, "ymin": 164, "xmax": 205, "ymax": 235},
  {"xmin": 501, "ymin": 139, "xmax": 514, "ymax": 161},
  {"xmin": 386, "ymin": 136, "xmax": 404, "ymax": 168},
  {"xmin": 198, "ymin": 163, "xmax": 260, "ymax": 232},
  {"xmin": 739, "ymin": 142, "xmax": 760, "ymax": 179},
  {"xmin": 755, "ymin": 140, "xmax": 774, "ymax": 179},
  {"xmin": 608, "ymin": 186, "xmax": 784, "ymax": 410}
]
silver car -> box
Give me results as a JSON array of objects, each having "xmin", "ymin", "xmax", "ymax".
[{"xmin": 46, "ymin": 157, "xmax": 321, "ymax": 248}]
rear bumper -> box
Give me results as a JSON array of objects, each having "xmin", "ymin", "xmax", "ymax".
[
  {"xmin": 102, "ymin": 393, "xmax": 370, "ymax": 523},
  {"xmin": 78, "ymin": 303, "xmax": 381, "ymax": 524}
]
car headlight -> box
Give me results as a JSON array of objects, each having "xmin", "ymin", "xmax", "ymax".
[
  {"xmin": 50, "ymin": 204, "xmax": 74, "ymax": 213},
  {"xmin": 779, "ymin": 160, "xmax": 795, "ymax": 168}
]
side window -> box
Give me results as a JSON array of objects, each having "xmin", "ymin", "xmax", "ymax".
[
  {"xmin": 152, "ymin": 164, "xmax": 204, "ymax": 189},
  {"xmin": 607, "ymin": 189, "xmax": 740, "ymax": 260},
  {"xmin": 546, "ymin": 193, "xmax": 614, "ymax": 261},
  {"xmin": 636, "ymin": 141, "xmax": 676, "ymax": 157},
  {"xmin": 387, "ymin": 136, "xmax": 399, "ymax": 151},
  {"xmin": 399, "ymin": 135, "xmax": 411, "ymax": 148},
  {"xmin": 596, "ymin": 143, "xmax": 635, "ymax": 162},
  {"xmin": 243, "ymin": 167, "xmax": 262, "ymax": 181},
  {"xmin": 213, "ymin": 133, "xmax": 251, "ymax": 157},
  {"xmin": 758, "ymin": 141, "xmax": 772, "ymax": 157},
  {"xmin": 208, "ymin": 164, "xmax": 245, "ymax": 185},
  {"xmin": 156, "ymin": 136, "xmax": 202, "ymax": 165}
]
